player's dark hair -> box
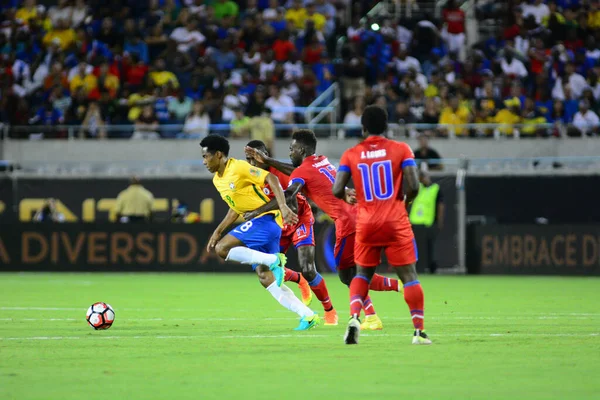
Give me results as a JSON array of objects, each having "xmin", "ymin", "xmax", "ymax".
[
  {"xmin": 292, "ymin": 129, "xmax": 317, "ymax": 154},
  {"xmin": 200, "ymin": 134, "xmax": 230, "ymax": 156},
  {"xmin": 246, "ymin": 139, "xmax": 270, "ymax": 156},
  {"xmin": 361, "ymin": 105, "xmax": 388, "ymax": 135}
]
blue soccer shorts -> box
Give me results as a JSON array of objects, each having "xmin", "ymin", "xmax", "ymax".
[{"xmin": 229, "ymin": 214, "xmax": 282, "ymax": 269}]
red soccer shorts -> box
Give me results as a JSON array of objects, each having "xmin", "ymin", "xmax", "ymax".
[
  {"xmin": 354, "ymin": 238, "xmax": 418, "ymax": 268},
  {"xmin": 334, "ymin": 233, "xmax": 356, "ymax": 270},
  {"xmin": 279, "ymin": 213, "xmax": 315, "ymax": 253}
]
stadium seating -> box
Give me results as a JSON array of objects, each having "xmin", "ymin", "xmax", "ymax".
[{"xmin": 1, "ymin": 0, "xmax": 600, "ymax": 139}]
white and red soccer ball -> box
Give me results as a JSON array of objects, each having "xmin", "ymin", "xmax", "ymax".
[{"xmin": 86, "ymin": 302, "xmax": 115, "ymax": 330}]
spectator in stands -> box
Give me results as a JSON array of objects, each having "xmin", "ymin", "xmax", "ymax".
[
  {"xmin": 133, "ymin": 105, "xmax": 160, "ymax": 139},
  {"xmin": 305, "ymin": 2, "xmax": 327, "ymax": 33},
  {"xmin": 150, "ymin": 58, "xmax": 179, "ymax": 89},
  {"xmin": 30, "ymin": 101, "xmax": 64, "ymax": 138},
  {"xmin": 170, "ymin": 19, "xmax": 206, "ymax": 54},
  {"xmin": 42, "ymin": 19, "xmax": 76, "ymax": 51},
  {"xmin": 214, "ymin": 0, "xmax": 240, "ymax": 20},
  {"xmin": 302, "ymin": 35, "xmax": 325, "ymax": 65},
  {"xmin": 50, "ymin": 86, "xmax": 72, "ymax": 116},
  {"xmin": 69, "ymin": 61, "xmax": 96, "ymax": 97},
  {"xmin": 442, "ymin": 0, "xmax": 466, "ymax": 60},
  {"xmin": 393, "ymin": 44, "xmax": 421, "ymax": 74},
  {"xmin": 93, "ymin": 62, "xmax": 119, "ymax": 100},
  {"xmin": 229, "ymin": 105, "xmax": 250, "ymax": 136},
  {"xmin": 78, "ymin": 102, "xmax": 107, "ymax": 139},
  {"xmin": 340, "ymin": 45, "xmax": 366, "ymax": 106},
  {"xmin": 549, "ymin": 99, "xmax": 568, "ymax": 124},
  {"xmin": 179, "ymin": 100, "xmax": 210, "ymax": 139},
  {"xmin": 494, "ymin": 97, "xmax": 522, "ymax": 136},
  {"xmin": 96, "ymin": 17, "xmax": 122, "ymax": 52},
  {"xmin": 396, "ymin": 100, "xmax": 418, "ymax": 137},
  {"xmin": 286, "ymin": 0, "xmax": 307, "ymax": 30},
  {"xmin": 521, "ymin": 97, "xmax": 548, "ymax": 136},
  {"xmin": 273, "ymin": 31, "xmax": 295, "ymax": 62},
  {"xmin": 522, "ymin": 0, "xmax": 550, "ymax": 25},
  {"xmin": 209, "ymin": 40, "xmax": 237, "ymax": 72},
  {"xmin": 146, "ymin": 24, "xmax": 169, "ymax": 61},
  {"xmin": 169, "ymin": 89, "xmax": 193, "ymax": 122},
  {"xmin": 500, "ymin": 49, "xmax": 528, "ymax": 79},
  {"xmin": 265, "ymin": 84, "xmax": 294, "ymax": 126},
  {"xmin": 15, "ymin": 0, "xmax": 38, "ymax": 25},
  {"xmin": 341, "ymin": 97, "xmax": 364, "ymax": 137},
  {"xmin": 33, "ymin": 199, "xmax": 65, "ymax": 223},
  {"xmin": 421, "ymin": 97, "xmax": 441, "ymax": 126},
  {"xmin": 438, "ymin": 94, "xmax": 471, "ymax": 136},
  {"xmin": 124, "ymin": 35, "xmax": 149, "ymax": 65},
  {"xmin": 572, "ymin": 100, "xmax": 600, "ymax": 136},
  {"xmin": 413, "ymin": 134, "xmax": 443, "ymax": 171},
  {"xmin": 115, "ymin": 176, "xmax": 154, "ymax": 223},
  {"xmin": 552, "ymin": 62, "xmax": 589, "ymax": 100},
  {"xmin": 124, "ymin": 55, "xmax": 149, "ymax": 90}
]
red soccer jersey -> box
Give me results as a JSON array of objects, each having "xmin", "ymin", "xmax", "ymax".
[
  {"xmin": 264, "ymin": 167, "xmax": 310, "ymax": 235},
  {"xmin": 339, "ymin": 136, "xmax": 415, "ymax": 246},
  {"xmin": 289, "ymin": 155, "xmax": 356, "ymax": 238}
]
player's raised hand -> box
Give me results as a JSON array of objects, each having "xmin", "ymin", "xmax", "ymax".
[
  {"xmin": 344, "ymin": 188, "xmax": 357, "ymax": 205},
  {"xmin": 207, "ymin": 231, "xmax": 221, "ymax": 252},
  {"xmin": 242, "ymin": 210, "xmax": 259, "ymax": 221},
  {"xmin": 280, "ymin": 204, "xmax": 299, "ymax": 226},
  {"xmin": 244, "ymin": 146, "xmax": 268, "ymax": 164}
]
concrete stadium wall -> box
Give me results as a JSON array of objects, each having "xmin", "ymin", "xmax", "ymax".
[{"xmin": 2, "ymin": 138, "xmax": 596, "ymax": 163}]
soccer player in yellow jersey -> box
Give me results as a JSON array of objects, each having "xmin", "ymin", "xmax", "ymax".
[{"xmin": 201, "ymin": 135, "xmax": 320, "ymax": 330}]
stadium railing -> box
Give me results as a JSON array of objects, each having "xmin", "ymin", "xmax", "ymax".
[{"xmin": 0, "ymin": 122, "xmax": 583, "ymax": 140}]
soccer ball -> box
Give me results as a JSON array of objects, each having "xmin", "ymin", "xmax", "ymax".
[{"xmin": 86, "ymin": 302, "xmax": 115, "ymax": 330}]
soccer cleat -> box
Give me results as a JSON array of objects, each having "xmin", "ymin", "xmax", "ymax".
[
  {"xmin": 324, "ymin": 309, "xmax": 339, "ymax": 325},
  {"xmin": 360, "ymin": 314, "xmax": 383, "ymax": 331},
  {"xmin": 344, "ymin": 316, "xmax": 361, "ymax": 344},
  {"xmin": 298, "ymin": 274, "xmax": 313, "ymax": 306},
  {"xmin": 412, "ymin": 330, "xmax": 432, "ymax": 345},
  {"xmin": 269, "ymin": 253, "xmax": 287, "ymax": 287},
  {"xmin": 294, "ymin": 314, "xmax": 320, "ymax": 331}
]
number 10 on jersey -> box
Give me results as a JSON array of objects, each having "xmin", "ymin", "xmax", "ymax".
[{"xmin": 357, "ymin": 161, "xmax": 394, "ymax": 201}]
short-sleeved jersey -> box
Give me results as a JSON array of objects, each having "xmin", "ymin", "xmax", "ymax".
[
  {"xmin": 339, "ymin": 136, "xmax": 416, "ymax": 245},
  {"xmin": 212, "ymin": 158, "xmax": 283, "ymax": 227},
  {"xmin": 264, "ymin": 167, "xmax": 312, "ymax": 236},
  {"xmin": 289, "ymin": 155, "xmax": 356, "ymax": 238}
]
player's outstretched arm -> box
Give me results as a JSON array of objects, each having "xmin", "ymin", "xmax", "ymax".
[
  {"xmin": 207, "ymin": 208, "xmax": 240, "ymax": 252},
  {"xmin": 244, "ymin": 146, "xmax": 296, "ymax": 175},
  {"xmin": 265, "ymin": 173, "xmax": 299, "ymax": 226},
  {"xmin": 332, "ymin": 170, "xmax": 351, "ymax": 200},
  {"xmin": 403, "ymin": 165, "xmax": 420, "ymax": 205}
]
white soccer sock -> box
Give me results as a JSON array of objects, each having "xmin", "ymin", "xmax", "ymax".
[
  {"xmin": 226, "ymin": 247, "xmax": 277, "ymax": 266},
  {"xmin": 266, "ymin": 282, "xmax": 315, "ymax": 318}
]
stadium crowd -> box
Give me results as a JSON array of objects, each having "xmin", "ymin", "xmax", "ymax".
[{"xmin": 1, "ymin": 0, "xmax": 600, "ymax": 139}]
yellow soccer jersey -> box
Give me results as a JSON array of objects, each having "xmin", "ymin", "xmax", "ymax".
[{"xmin": 213, "ymin": 158, "xmax": 283, "ymax": 227}]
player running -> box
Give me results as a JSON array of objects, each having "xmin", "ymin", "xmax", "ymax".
[
  {"xmin": 245, "ymin": 130, "xmax": 402, "ymax": 331},
  {"xmin": 242, "ymin": 140, "xmax": 338, "ymax": 325},
  {"xmin": 201, "ymin": 135, "xmax": 320, "ymax": 331},
  {"xmin": 332, "ymin": 105, "xmax": 431, "ymax": 345}
]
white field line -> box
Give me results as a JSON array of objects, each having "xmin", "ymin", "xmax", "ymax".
[
  {"xmin": 2, "ymin": 307, "xmax": 600, "ymax": 317},
  {"xmin": 0, "ymin": 333, "xmax": 598, "ymax": 341},
  {"xmin": 1, "ymin": 316, "xmax": 599, "ymax": 322}
]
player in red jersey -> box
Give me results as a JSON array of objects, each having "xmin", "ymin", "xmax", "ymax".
[
  {"xmin": 242, "ymin": 140, "xmax": 338, "ymax": 325},
  {"xmin": 333, "ymin": 105, "xmax": 432, "ymax": 345},
  {"xmin": 245, "ymin": 131, "xmax": 403, "ymax": 330}
]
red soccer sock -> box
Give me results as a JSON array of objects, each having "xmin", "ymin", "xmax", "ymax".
[
  {"xmin": 369, "ymin": 274, "xmax": 400, "ymax": 292},
  {"xmin": 349, "ymin": 275, "xmax": 370, "ymax": 318},
  {"xmin": 284, "ymin": 268, "xmax": 301, "ymax": 284},
  {"xmin": 403, "ymin": 280, "xmax": 425, "ymax": 330},
  {"xmin": 363, "ymin": 295, "xmax": 376, "ymax": 316},
  {"xmin": 308, "ymin": 273, "xmax": 333, "ymax": 312}
]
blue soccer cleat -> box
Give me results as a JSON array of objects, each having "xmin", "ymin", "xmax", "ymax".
[
  {"xmin": 269, "ymin": 253, "xmax": 287, "ymax": 287},
  {"xmin": 294, "ymin": 314, "xmax": 320, "ymax": 331}
]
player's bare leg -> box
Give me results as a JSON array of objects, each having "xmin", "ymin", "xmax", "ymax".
[
  {"xmin": 394, "ymin": 263, "xmax": 431, "ymax": 345},
  {"xmin": 298, "ymin": 246, "xmax": 337, "ymax": 325},
  {"xmin": 344, "ymin": 266, "xmax": 376, "ymax": 344},
  {"xmin": 338, "ymin": 267, "xmax": 383, "ymax": 330}
]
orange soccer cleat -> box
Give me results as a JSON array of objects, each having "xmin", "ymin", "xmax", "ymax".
[
  {"xmin": 324, "ymin": 309, "xmax": 339, "ymax": 326},
  {"xmin": 298, "ymin": 274, "xmax": 313, "ymax": 306}
]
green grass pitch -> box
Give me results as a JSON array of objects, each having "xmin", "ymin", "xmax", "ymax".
[{"xmin": 1, "ymin": 273, "xmax": 599, "ymax": 400}]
